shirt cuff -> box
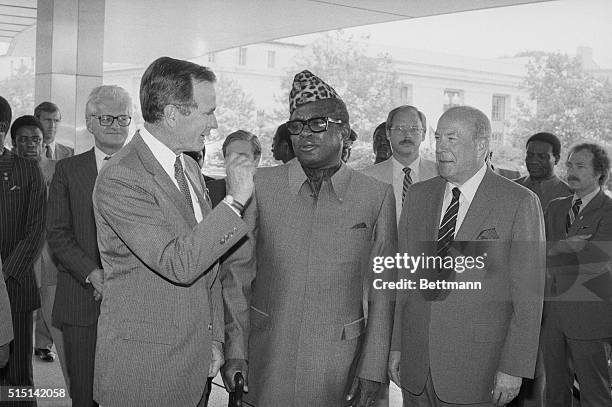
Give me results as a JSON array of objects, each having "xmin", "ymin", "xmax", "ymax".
[{"xmin": 222, "ymin": 200, "xmax": 242, "ymax": 217}]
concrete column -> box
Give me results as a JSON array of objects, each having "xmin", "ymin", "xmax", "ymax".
[{"xmin": 35, "ymin": 0, "xmax": 105, "ymax": 152}]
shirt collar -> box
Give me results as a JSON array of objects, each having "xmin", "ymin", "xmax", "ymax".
[
  {"xmin": 574, "ymin": 187, "xmax": 600, "ymax": 210},
  {"xmin": 446, "ymin": 163, "xmax": 487, "ymax": 205},
  {"xmin": 392, "ymin": 155, "xmax": 421, "ymax": 181},
  {"xmin": 139, "ymin": 126, "xmax": 183, "ymax": 179},
  {"xmin": 288, "ymin": 158, "xmax": 352, "ymax": 201}
]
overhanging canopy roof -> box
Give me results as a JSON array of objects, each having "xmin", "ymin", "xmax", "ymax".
[{"xmin": 3, "ymin": 0, "xmax": 556, "ymax": 63}]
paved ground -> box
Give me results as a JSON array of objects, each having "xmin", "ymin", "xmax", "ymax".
[{"xmin": 33, "ymin": 348, "xmax": 403, "ymax": 406}]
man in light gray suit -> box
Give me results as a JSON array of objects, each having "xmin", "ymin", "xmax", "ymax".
[
  {"xmin": 92, "ymin": 57, "xmax": 255, "ymax": 407},
  {"xmin": 362, "ymin": 105, "xmax": 438, "ymax": 222},
  {"xmin": 390, "ymin": 106, "xmax": 545, "ymax": 406},
  {"xmin": 0, "ymin": 255, "xmax": 13, "ymax": 368},
  {"xmin": 222, "ymin": 70, "xmax": 397, "ymax": 407}
]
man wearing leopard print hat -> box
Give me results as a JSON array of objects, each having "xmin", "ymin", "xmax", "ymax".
[{"xmin": 221, "ymin": 70, "xmax": 397, "ymax": 407}]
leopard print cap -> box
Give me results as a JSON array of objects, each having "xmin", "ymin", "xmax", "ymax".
[{"xmin": 289, "ymin": 70, "xmax": 341, "ymax": 115}]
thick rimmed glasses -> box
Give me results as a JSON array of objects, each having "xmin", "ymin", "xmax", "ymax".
[
  {"xmin": 286, "ymin": 117, "xmax": 343, "ymax": 135},
  {"xmin": 389, "ymin": 125, "xmax": 424, "ymax": 135},
  {"xmin": 91, "ymin": 115, "xmax": 132, "ymax": 127}
]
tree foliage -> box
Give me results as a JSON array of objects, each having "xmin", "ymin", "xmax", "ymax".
[
  {"xmin": 509, "ymin": 53, "xmax": 612, "ymax": 153},
  {"xmin": 0, "ymin": 64, "xmax": 35, "ymax": 119},
  {"xmin": 272, "ymin": 31, "xmax": 400, "ymax": 168}
]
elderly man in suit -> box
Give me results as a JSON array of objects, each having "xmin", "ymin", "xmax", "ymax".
[
  {"xmin": 47, "ymin": 85, "xmax": 132, "ymax": 407},
  {"xmin": 389, "ymin": 106, "xmax": 546, "ymax": 406},
  {"xmin": 362, "ymin": 106, "xmax": 438, "ymax": 223},
  {"xmin": 0, "ymin": 112, "xmax": 46, "ymax": 406},
  {"xmin": 543, "ymin": 142, "xmax": 612, "ymax": 406},
  {"xmin": 34, "ymin": 101, "xmax": 73, "ymax": 160},
  {"xmin": 222, "ymin": 70, "xmax": 397, "ymax": 407},
  {"xmin": 92, "ymin": 57, "xmax": 255, "ymax": 407},
  {"xmin": 515, "ymin": 132, "xmax": 572, "ymax": 210}
]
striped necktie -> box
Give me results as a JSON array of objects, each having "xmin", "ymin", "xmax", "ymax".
[
  {"xmin": 424, "ymin": 187, "xmax": 461, "ymax": 301},
  {"xmin": 402, "ymin": 167, "xmax": 412, "ymax": 203},
  {"xmin": 45, "ymin": 144, "xmax": 53, "ymax": 159},
  {"xmin": 174, "ymin": 156, "xmax": 194, "ymax": 213},
  {"xmin": 565, "ymin": 198, "xmax": 582, "ymax": 233}
]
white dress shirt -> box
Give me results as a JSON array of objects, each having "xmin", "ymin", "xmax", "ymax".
[
  {"xmin": 439, "ymin": 163, "xmax": 487, "ymax": 233},
  {"xmin": 139, "ymin": 127, "xmax": 204, "ymax": 222}
]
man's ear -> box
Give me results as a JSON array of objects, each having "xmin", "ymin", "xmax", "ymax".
[
  {"xmin": 554, "ymin": 155, "xmax": 560, "ymax": 165},
  {"xmin": 85, "ymin": 117, "xmax": 94, "ymax": 134},
  {"xmin": 163, "ymin": 105, "xmax": 178, "ymax": 128},
  {"xmin": 340, "ymin": 125, "xmax": 350, "ymax": 142}
]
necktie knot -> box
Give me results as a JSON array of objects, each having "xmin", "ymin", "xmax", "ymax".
[
  {"xmin": 451, "ymin": 187, "xmax": 461, "ymax": 201},
  {"xmin": 573, "ymin": 198, "xmax": 582, "ymax": 213},
  {"xmin": 401, "ymin": 167, "xmax": 413, "ymax": 204},
  {"xmin": 566, "ymin": 197, "xmax": 583, "ymax": 233},
  {"xmin": 104, "ymin": 155, "xmax": 111, "ymax": 161},
  {"xmin": 45, "ymin": 144, "xmax": 52, "ymax": 159}
]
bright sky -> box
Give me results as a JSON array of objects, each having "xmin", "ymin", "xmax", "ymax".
[{"xmin": 289, "ymin": 0, "xmax": 612, "ymax": 68}]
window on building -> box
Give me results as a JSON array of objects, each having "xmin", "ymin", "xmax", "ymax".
[
  {"xmin": 491, "ymin": 95, "xmax": 507, "ymax": 122},
  {"xmin": 399, "ymin": 85, "xmax": 413, "ymax": 104},
  {"xmin": 267, "ymin": 51, "xmax": 276, "ymax": 68},
  {"xmin": 443, "ymin": 89, "xmax": 463, "ymax": 111},
  {"xmin": 208, "ymin": 52, "xmax": 216, "ymax": 63},
  {"xmin": 238, "ymin": 47, "xmax": 247, "ymax": 66}
]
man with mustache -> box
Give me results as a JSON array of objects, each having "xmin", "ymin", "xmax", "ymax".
[
  {"xmin": 362, "ymin": 106, "xmax": 438, "ymax": 223},
  {"xmin": 390, "ymin": 106, "xmax": 545, "ymax": 406},
  {"xmin": 515, "ymin": 132, "xmax": 572, "ymax": 210},
  {"xmin": 542, "ymin": 142, "xmax": 612, "ymax": 406},
  {"xmin": 221, "ymin": 70, "xmax": 397, "ymax": 407}
]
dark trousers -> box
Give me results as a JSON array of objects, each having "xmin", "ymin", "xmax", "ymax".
[
  {"xmin": 0, "ymin": 311, "xmax": 36, "ymax": 407},
  {"xmin": 542, "ymin": 313, "xmax": 612, "ymax": 407},
  {"xmin": 62, "ymin": 324, "xmax": 98, "ymax": 407}
]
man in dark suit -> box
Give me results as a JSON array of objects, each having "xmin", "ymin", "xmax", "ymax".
[
  {"xmin": 0, "ymin": 97, "xmax": 14, "ymax": 370},
  {"xmin": 46, "ymin": 85, "xmax": 132, "ymax": 407},
  {"xmin": 543, "ymin": 142, "xmax": 612, "ymax": 406},
  {"xmin": 515, "ymin": 132, "xmax": 572, "ymax": 210},
  {"xmin": 0, "ymin": 112, "xmax": 46, "ymax": 406},
  {"xmin": 207, "ymin": 130, "xmax": 261, "ymax": 207},
  {"xmin": 34, "ymin": 101, "xmax": 73, "ymax": 160},
  {"xmin": 92, "ymin": 57, "xmax": 255, "ymax": 407},
  {"xmin": 390, "ymin": 106, "xmax": 545, "ymax": 406}
]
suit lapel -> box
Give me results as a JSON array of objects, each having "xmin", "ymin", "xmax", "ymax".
[
  {"xmin": 133, "ymin": 132, "xmax": 197, "ymax": 227},
  {"xmin": 81, "ymin": 149, "xmax": 98, "ymax": 195},
  {"xmin": 569, "ymin": 190, "xmax": 604, "ymax": 236},
  {"xmin": 428, "ymin": 178, "xmax": 446, "ymax": 240},
  {"xmin": 455, "ymin": 169, "xmax": 496, "ymax": 241}
]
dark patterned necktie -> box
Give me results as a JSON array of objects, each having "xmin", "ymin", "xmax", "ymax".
[
  {"xmin": 45, "ymin": 145, "xmax": 53, "ymax": 159},
  {"xmin": 424, "ymin": 187, "xmax": 461, "ymax": 301},
  {"xmin": 565, "ymin": 198, "xmax": 582, "ymax": 233},
  {"xmin": 402, "ymin": 167, "xmax": 412, "ymax": 203},
  {"xmin": 174, "ymin": 156, "xmax": 194, "ymax": 213}
]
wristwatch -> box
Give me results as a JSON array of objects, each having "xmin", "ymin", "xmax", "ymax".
[{"xmin": 224, "ymin": 195, "xmax": 245, "ymax": 215}]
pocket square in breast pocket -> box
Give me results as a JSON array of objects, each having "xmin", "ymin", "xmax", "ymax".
[
  {"xmin": 9, "ymin": 185, "xmax": 21, "ymax": 191},
  {"xmin": 350, "ymin": 222, "xmax": 367, "ymax": 230},
  {"xmin": 477, "ymin": 228, "xmax": 499, "ymax": 240}
]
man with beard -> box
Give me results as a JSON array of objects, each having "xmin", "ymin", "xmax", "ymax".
[
  {"xmin": 362, "ymin": 105, "xmax": 438, "ymax": 223},
  {"xmin": 515, "ymin": 132, "xmax": 571, "ymax": 210},
  {"xmin": 222, "ymin": 70, "xmax": 397, "ymax": 407}
]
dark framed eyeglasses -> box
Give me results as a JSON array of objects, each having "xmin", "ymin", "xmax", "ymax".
[
  {"xmin": 285, "ymin": 117, "xmax": 343, "ymax": 135},
  {"xmin": 91, "ymin": 115, "xmax": 132, "ymax": 127}
]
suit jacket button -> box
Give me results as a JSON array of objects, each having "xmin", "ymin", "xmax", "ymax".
[{"xmin": 220, "ymin": 238, "xmax": 225, "ymax": 244}]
